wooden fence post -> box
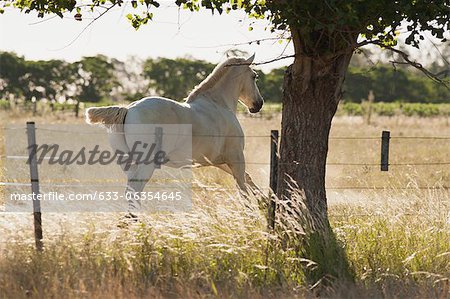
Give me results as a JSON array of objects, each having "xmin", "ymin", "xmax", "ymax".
[
  {"xmin": 366, "ymin": 90, "xmax": 374, "ymax": 125},
  {"xmin": 154, "ymin": 127, "xmax": 163, "ymax": 169},
  {"xmin": 26, "ymin": 122, "xmax": 43, "ymax": 251},
  {"xmin": 74, "ymin": 101, "xmax": 80, "ymax": 118},
  {"xmin": 381, "ymin": 130, "xmax": 390, "ymax": 171},
  {"xmin": 268, "ymin": 130, "xmax": 279, "ymax": 230},
  {"xmin": 32, "ymin": 98, "xmax": 37, "ymax": 116}
]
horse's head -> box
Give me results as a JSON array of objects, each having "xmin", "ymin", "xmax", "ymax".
[{"xmin": 237, "ymin": 54, "xmax": 264, "ymax": 114}]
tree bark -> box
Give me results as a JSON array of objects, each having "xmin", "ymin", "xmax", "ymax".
[
  {"xmin": 276, "ymin": 51, "xmax": 353, "ymax": 231},
  {"xmin": 274, "ymin": 29, "xmax": 359, "ymax": 285},
  {"xmin": 276, "ymin": 48, "xmax": 356, "ymax": 284}
]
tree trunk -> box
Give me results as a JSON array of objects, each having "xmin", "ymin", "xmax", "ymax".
[
  {"xmin": 276, "ymin": 50, "xmax": 355, "ymax": 284},
  {"xmin": 277, "ymin": 52, "xmax": 353, "ymax": 230}
]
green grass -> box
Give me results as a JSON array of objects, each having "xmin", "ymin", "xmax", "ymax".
[
  {"xmin": 330, "ymin": 190, "xmax": 450, "ymax": 297},
  {"xmin": 1, "ymin": 99, "xmax": 449, "ymax": 118},
  {"xmin": 245, "ymin": 102, "xmax": 450, "ymax": 118},
  {"xmin": 338, "ymin": 102, "xmax": 450, "ymax": 117}
]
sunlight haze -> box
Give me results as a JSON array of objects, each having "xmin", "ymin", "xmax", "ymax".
[{"xmin": 0, "ymin": 3, "xmax": 294, "ymax": 71}]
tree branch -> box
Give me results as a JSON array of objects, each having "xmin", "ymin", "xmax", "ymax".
[
  {"xmin": 188, "ymin": 37, "xmax": 289, "ymax": 49},
  {"xmin": 224, "ymin": 54, "xmax": 295, "ymax": 68},
  {"xmin": 52, "ymin": 3, "xmax": 118, "ymax": 50},
  {"xmin": 253, "ymin": 55, "xmax": 295, "ymax": 66},
  {"xmin": 357, "ymin": 40, "xmax": 449, "ymax": 88}
]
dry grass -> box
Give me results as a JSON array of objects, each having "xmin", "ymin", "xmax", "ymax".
[{"xmin": 0, "ymin": 110, "xmax": 449, "ymax": 298}]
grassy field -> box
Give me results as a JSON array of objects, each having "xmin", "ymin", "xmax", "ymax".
[
  {"xmin": 0, "ymin": 110, "xmax": 449, "ymax": 298},
  {"xmin": 2, "ymin": 99, "xmax": 450, "ymax": 118}
]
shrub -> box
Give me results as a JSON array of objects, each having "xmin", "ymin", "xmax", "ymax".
[
  {"xmin": 372, "ymin": 103, "xmax": 398, "ymax": 116},
  {"xmin": 342, "ymin": 102, "xmax": 364, "ymax": 116},
  {"xmin": 0, "ymin": 99, "xmax": 10, "ymax": 110},
  {"xmin": 402, "ymin": 103, "xmax": 440, "ymax": 117}
]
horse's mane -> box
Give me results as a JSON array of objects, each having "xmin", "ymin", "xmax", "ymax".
[{"xmin": 185, "ymin": 56, "xmax": 247, "ymax": 103}]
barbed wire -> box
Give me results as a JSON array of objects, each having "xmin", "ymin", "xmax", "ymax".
[
  {"xmin": 389, "ymin": 136, "xmax": 450, "ymax": 140},
  {"xmin": 0, "ymin": 155, "xmax": 449, "ymax": 166},
  {"xmin": 0, "ymin": 181, "xmax": 448, "ymax": 190},
  {"xmin": 1, "ymin": 126, "xmax": 450, "ymax": 140},
  {"xmin": 1, "ymin": 127, "xmax": 448, "ymax": 194},
  {"xmin": 329, "ymin": 212, "xmax": 450, "ymax": 218},
  {"xmin": 1, "ymin": 177, "xmax": 448, "ymax": 190}
]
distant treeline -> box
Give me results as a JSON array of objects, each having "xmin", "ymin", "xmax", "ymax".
[
  {"xmin": 345, "ymin": 66, "xmax": 449, "ymax": 103},
  {"xmin": 0, "ymin": 51, "xmax": 448, "ymax": 104}
]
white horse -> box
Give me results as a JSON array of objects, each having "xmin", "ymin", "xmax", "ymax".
[{"xmin": 85, "ymin": 54, "xmax": 264, "ymax": 212}]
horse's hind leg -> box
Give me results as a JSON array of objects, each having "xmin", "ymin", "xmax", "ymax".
[{"xmin": 126, "ymin": 164, "xmax": 156, "ymax": 214}]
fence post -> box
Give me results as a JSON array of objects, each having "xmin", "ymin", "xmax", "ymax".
[
  {"xmin": 154, "ymin": 127, "xmax": 163, "ymax": 169},
  {"xmin": 32, "ymin": 98, "xmax": 37, "ymax": 116},
  {"xmin": 74, "ymin": 101, "xmax": 80, "ymax": 118},
  {"xmin": 26, "ymin": 122, "xmax": 43, "ymax": 251},
  {"xmin": 268, "ymin": 130, "xmax": 279, "ymax": 230},
  {"xmin": 366, "ymin": 90, "xmax": 374, "ymax": 125},
  {"xmin": 381, "ymin": 130, "xmax": 390, "ymax": 171}
]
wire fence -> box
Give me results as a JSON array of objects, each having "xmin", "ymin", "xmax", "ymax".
[
  {"xmin": 2, "ymin": 126, "xmax": 450, "ymax": 139},
  {"xmin": 1, "ymin": 154, "xmax": 449, "ymax": 167},
  {"xmin": 0, "ymin": 125, "xmax": 449, "ymax": 190},
  {"xmin": 0, "ymin": 178, "xmax": 449, "ymax": 190},
  {"xmin": 1, "ymin": 124, "xmax": 449, "ymax": 251}
]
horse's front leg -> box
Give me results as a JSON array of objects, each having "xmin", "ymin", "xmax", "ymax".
[
  {"xmin": 226, "ymin": 154, "xmax": 248, "ymax": 194},
  {"xmin": 218, "ymin": 162, "xmax": 259, "ymax": 193},
  {"xmin": 223, "ymin": 157, "xmax": 269, "ymax": 209}
]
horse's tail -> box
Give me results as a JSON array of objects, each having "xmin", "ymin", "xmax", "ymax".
[
  {"xmin": 85, "ymin": 105, "xmax": 128, "ymax": 132},
  {"xmin": 85, "ymin": 105, "xmax": 131, "ymax": 156}
]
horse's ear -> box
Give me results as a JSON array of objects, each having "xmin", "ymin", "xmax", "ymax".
[{"xmin": 245, "ymin": 53, "xmax": 255, "ymax": 64}]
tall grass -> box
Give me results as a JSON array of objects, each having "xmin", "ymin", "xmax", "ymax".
[
  {"xmin": 0, "ymin": 190, "xmax": 307, "ymax": 298},
  {"xmin": 330, "ymin": 187, "xmax": 450, "ymax": 298},
  {"xmin": 1, "ymin": 184, "xmax": 448, "ymax": 298},
  {"xmin": 0, "ymin": 112, "xmax": 449, "ymax": 298}
]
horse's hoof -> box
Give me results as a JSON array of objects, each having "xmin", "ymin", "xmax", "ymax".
[
  {"xmin": 125, "ymin": 212, "xmax": 138, "ymax": 219},
  {"xmin": 117, "ymin": 213, "xmax": 139, "ymax": 228}
]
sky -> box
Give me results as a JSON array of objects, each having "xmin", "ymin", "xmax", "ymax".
[
  {"xmin": 0, "ymin": 2, "xmax": 447, "ymax": 72},
  {"xmin": 0, "ymin": 2, "xmax": 294, "ymax": 71}
]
